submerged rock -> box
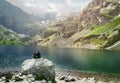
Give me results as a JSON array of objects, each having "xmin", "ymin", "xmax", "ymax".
[{"xmin": 21, "ymin": 58, "xmax": 55, "ymax": 81}]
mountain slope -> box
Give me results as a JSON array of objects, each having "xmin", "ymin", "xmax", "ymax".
[
  {"xmin": 0, "ymin": 25, "xmax": 24, "ymax": 45},
  {"xmin": 0, "ymin": 0, "xmax": 46, "ymax": 36},
  {"xmin": 39, "ymin": 0, "xmax": 120, "ymax": 50}
]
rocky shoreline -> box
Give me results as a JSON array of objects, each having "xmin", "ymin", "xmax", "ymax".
[
  {"xmin": 0, "ymin": 58, "xmax": 56, "ymax": 83},
  {"xmin": 0, "ymin": 58, "xmax": 120, "ymax": 83},
  {"xmin": 0, "ymin": 69, "xmax": 120, "ymax": 83},
  {"xmin": 56, "ymin": 69, "xmax": 120, "ymax": 83}
]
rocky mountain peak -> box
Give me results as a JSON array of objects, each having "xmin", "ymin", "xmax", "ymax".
[{"xmin": 80, "ymin": 0, "xmax": 120, "ymax": 29}]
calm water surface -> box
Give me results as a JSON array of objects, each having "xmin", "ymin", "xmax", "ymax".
[{"xmin": 0, "ymin": 45, "xmax": 120, "ymax": 73}]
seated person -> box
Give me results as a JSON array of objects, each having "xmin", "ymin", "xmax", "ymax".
[{"xmin": 33, "ymin": 51, "xmax": 41, "ymax": 59}]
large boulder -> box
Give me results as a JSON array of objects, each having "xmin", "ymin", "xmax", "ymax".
[{"xmin": 21, "ymin": 58, "xmax": 55, "ymax": 81}]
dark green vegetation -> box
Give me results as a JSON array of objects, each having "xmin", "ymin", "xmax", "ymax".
[
  {"xmin": 0, "ymin": 25, "xmax": 24, "ymax": 45},
  {"xmin": 39, "ymin": 0, "xmax": 120, "ymax": 50},
  {"xmin": 52, "ymin": 79, "xmax": 57, "ymax": 83}
]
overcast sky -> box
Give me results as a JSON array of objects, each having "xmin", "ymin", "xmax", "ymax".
[{"xmin": 7, "ymin": 0, "xmax": 91, "ymax": 16}]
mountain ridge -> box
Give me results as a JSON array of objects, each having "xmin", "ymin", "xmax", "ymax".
[
  {"xmin": 39, "ymin": 0, "xmax": 120, "ymax": 50},
  {"xmin": 0, "ymin": 0, "xmax": 48, "ymax": 36}
]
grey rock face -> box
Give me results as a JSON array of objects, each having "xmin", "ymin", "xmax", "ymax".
[{"xmin": 21, "ymin": 58, "xmax": 55, "ymax": 81}]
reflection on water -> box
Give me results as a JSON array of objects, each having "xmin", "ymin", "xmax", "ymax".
[{"xmin": 0, "ymin": 45, "xmax": 120, "ymax": 73}]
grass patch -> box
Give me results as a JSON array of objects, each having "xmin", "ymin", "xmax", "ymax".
[
  {"xmin": 92, "ymin": 38, "xmax": 106, "ymax": 45},
  {"xmin": 85, "ymin": 16, "xmax": 120, "ymax": 37}
]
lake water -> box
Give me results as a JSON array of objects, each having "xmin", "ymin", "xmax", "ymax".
[{"xmin": 0, "ymin": 45, "xmax": 120, "ymax": 73}]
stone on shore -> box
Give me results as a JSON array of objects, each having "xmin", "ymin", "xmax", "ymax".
[
  {"xmin": 0, "ymin": 72, "xmax": 14, "ymax": 82},
  {"xmin": 58, "ymin": 75, "xmax": 77, "ymax": 82},
  {"xmin": 21, "ymin": 58, "xmax": 55, "ymax": 81},
  {"xmin": 11, "ymin": 75, "xmax": 23, "ymax": 82},
  {"xmin": 59, "ymin": 75, "xmax": 66, "ymax": 80}
]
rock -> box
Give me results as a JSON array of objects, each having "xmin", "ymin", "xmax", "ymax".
[
  {"xmin": 88, "ymin": 77, "xmax": 95, "ymax": 80},
  {"xmin": 59, "ymin": 75, "xmax": 66, "ymax": 80},
  {"xmin": 0, "ymin": 78, "xmax": 2, "ymax": 82},
  {"xmin": 109, "ymin": 81, "xmax": 115, "ymax": 83},
  {"xmin": 97, "ymin": 81, "xmax": 104, "ymax": 83},
  {"xmin": 0, "ymin": 72, "xmax": 14, "ymax": 82},
  {"xmin": 21, "ymin": 58, "xmax": 55, "ymax": 81},
  {"xmin": 18, "ymin": 73, "xmax": 22, "ymax": 76},
  {"xmin": 11, "ymin": 75, "xmax": 23, "ymax": 82},
  {"xmin": 81, "ymin": 78, "xmax": 87, "ymax": 82},
  {"xmin": 65, "ymin": 78, "xmax": 71, "ymax": 82},
  {"xmin": 27, "ymin": 74, "xmax": 34, "ymax": 78},
  {"xmin": 27, "ymin": 74, "xmax": 35, "ymax": 82},
  {"xmin": 30, "ymin": 77, "xmax": 35, "ymax": 82},
  {"xmin": 41, "ymin": 79, "xmax": 47, "ymax": 83},
  {"xmin": 1, "ymin": 77, "xmax": 6, "ymax": 81},
  {"xmin": 70, "ymin": 77, "xmax": 77, "ymax": 82},
  {"xmin": 22, "ymin": 75, "xmax": 27, "ymax": 80},
  {"xmin": 78, "ymin": 77, "xmax": 81, "ymax": 80},
  {"xmin": 58, "ymin": 75, "xmax": 77, "ymax": 82},
  {"xmin": 87, "ymin": 77, "xmax": 96, "ymax": 83},
  {"xmin": 48, "ymin": 81, "xmax": 52, "ymax": 83},
  {"xmin": 64, "ymin": 76, "xmax": 69, "ymax": 82},
  {"xmin": 35, "ymin": 80, "xmax": 47, "ymax": 83},
  {"xmin": 32, "ymin": 79, "xmax": 47, "ymax": 83},
  {"xmin": 64, "ymin": 76, "xmax": 72, "ymax": 82},
  {"xmin": 2, "ymin": 81, "xmax": 5, "ymax": 83}
]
